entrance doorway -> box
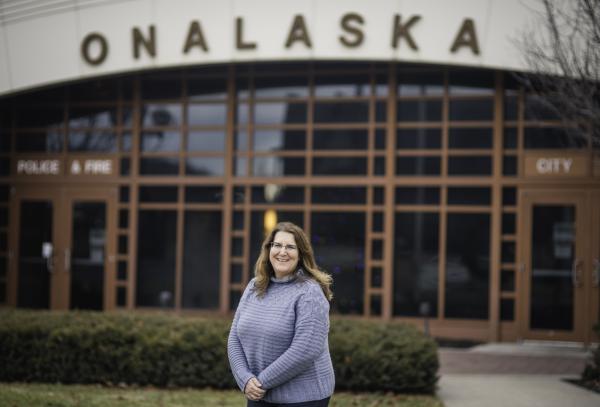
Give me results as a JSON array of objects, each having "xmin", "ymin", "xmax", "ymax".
[
  {"xmin": 8, "ymin": 187, "xmax": 117, "ymax": 310},
  {"xmin": 520, "ymin": 189, "xmax": 599, "ymax": 343}
]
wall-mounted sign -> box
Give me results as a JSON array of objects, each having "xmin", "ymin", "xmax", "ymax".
[
  {"xmin": 524, "ymin": 153, "xmax": 589, "ymax": 177},
  {"xmin": 16, "ymin": 159, "xmax": 61, "ymax": 175},
  {"xmin": 67, "ymin": 158, "xmax": 116, "ymax": 176}
]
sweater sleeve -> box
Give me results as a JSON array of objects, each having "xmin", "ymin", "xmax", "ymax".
[
  {"xmin": 257, "ymin": 285, "xmax": 329, "ymax": 389},
  {"xmin": 227, "ymin": 281, "xmax": 256, "ymax": 392}
]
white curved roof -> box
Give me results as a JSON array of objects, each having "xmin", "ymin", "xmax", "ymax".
[{"xmin": 0, "ymin": 0, "xmax": 542, "ymax": 96}]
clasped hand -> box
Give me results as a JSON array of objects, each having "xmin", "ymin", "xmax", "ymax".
[{"xmin": 244, "ymin": 377, "xmax": 266, "ymax": 401}]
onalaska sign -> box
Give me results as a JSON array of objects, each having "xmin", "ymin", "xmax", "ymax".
[{"xmin": 80, "ymin": 14, "xmax": 481, "ymax": 66}]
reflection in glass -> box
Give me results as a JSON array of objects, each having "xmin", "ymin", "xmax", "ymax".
[
  {"xmin": 188, "ymin": 78, "xmax": 227, "ymax": 100},
  {"xmin": 183, "ymin": 211, "xmax": 222, "ymax": 309},
  {"xmin": 69, "ymin": 130, "xmax": 117, "ymax": 152},
  {"xmin": 187, "ymin": 130, "xmax": 226, "ymax": 151},
  {"xmin": 250, "ymin": 210, "xmax": 304, "ymax": 264},
  {"xmin": 253, "ymin": 157, "xmax": 305, "ymax": 176},
  {"xmin": 314, "ymin": 75, "xmax": 370, "ymax": 97},
  {"xmin": 253, "ymin": 130, "xmax": 305, "ymax": 151},
  {"xmin": 314, "ymin": 102, "xmax": 369, "ymax": 123},
  {"xmin": 141, "ymin": 103, "xmax": 182, "ymax": 127},
  {"xmin": 445, "ymin": 213, "xmax": 490, "ymax": 319},
  {"xmin": 237, "ymin": 103, "xmax": 249, "ymax": 125},
  {"xmin": 68, "ymin": 107, "xmax": 118, "ymax": 128},
  {"xmin": 524, "ymin": 95, "xmax": 560, "ymax": 120},
  {"xmin": 251, "ymin": 186, "xmax": 304, "ymax": 204},
  {"xmin": 312, "ymin": 212, "xmax": 365, "ymax": 314},
  {"xmin": 254, "ymin": 102, "xmax": 307, "ymax": 125},
  {"xmin": 530, "ymin": 205, "xmax": 575, "ymax": 330},
  {"xmin": 141, "ymin": 130, "xmax": 181, "ymax": 152},
  {"xmin": 188, "ymin": 104, "xmax": 227, "ymax": 126},
  {"xmin": 394, "ymin": 212, "xmax": 439, "ymax": 316},
  {"xmin": 139, "ymin": 157, "xmax": 179, "ymax": 175},
  {"xmin": 136, "ymin": 210, "xmax": 176, "ymax": 307},
  {"xmin": 17, "ymin": 201, "xmax": 52, "ymax": 309},
  {"xmin": 70, "ymin": 202, "xmax": 105, "ymax": 310},
  {"xmin": 313, "ymin": 157, "xmax": 367, "ymax": 175},
  {"xmin": 185, "ymin": 157, "xmax": 225, "ymax": 176},
  {"xmin": 398, "ymin": 71, "xmax": 444, "ymax": 96},
  {"xmin": 448, "ymin": 70, "xmax": 494, "ymax": 95},
  {"xmin": 313, "ymin": 130, "xmax": 368, "ymax": 150},
  {"xmin": 255, "ymin": 76, "xmax": 308, "ymax": 98},
  {"xmin": 16, "ymin": 131, "xmax": 63, "ymax": 152}
]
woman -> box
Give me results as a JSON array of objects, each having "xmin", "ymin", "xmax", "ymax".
[{"xmin": 228, "ymin": 222, "xmax": 335, "ymax": 407}]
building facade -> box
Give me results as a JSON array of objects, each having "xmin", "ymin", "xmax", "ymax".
[{"xmin": 0, "ymin": 0, "xmax": 598, "ymax": 344}]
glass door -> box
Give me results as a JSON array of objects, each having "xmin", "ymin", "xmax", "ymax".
[
  {"xmin": 588, "ymin": 191, "xmax": 600, "ymax": 344},
  {"xmin": 520, "ymin": 190, "xmax": 588, "ymax": 341}
]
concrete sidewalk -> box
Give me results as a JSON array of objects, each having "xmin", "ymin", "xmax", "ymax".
[{"xmin": 437, "ymin": 342, "xmax": 600, "ymax": 407}]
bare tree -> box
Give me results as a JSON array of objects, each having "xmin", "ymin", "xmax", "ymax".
[{"xmin": 518, "ymin": 0, "xmax": 600, "ymax": 146}]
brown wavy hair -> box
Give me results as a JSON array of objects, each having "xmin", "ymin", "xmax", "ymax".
[{"xmin": 253, "ymin": 222, "xmax": 333, "ymax": 301}]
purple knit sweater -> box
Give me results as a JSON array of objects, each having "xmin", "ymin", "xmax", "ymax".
[{"xmin": 227, "ymin": 272, "xmax": 335, "ymax": 403}]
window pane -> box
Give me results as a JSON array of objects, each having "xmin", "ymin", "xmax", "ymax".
[
  {"xmin": 314, "ymin": 74, "xmax": 370, "ymax": 97},
  {"xmin": 313, "ymin": 130, "xmax": 368, "ymax": 150},
  {"xmin": 312, "ymin": 187, "xmax": 366, "ymax": 204},
  {"xmin": 502, "ymin": 213, "xmax": 516, "ymax": 235},
  {"xmin": 185, "ymin": 157, "xmax": 224, "ymax": 176},
  {"xmin": 188, "ymin": 78, "xmax": 227, "ymax": 100},
  {"xmin": 445, "ymin": 213, "xmax": 490, "ymax": 319},
  {"xmin": 398, "ymin": 71, "xmax": 443, "ymax": 96},
  {"xmin": 394, "ymin": 212, "xmax": 439, "ymax": 317},
  {"xmin": 449, "ymin": 128, "xmax": 492, "ymax": 149},
  {"xmin": 447, "ymin": 187, "xmax": 491, "ymax": 205},
  {"xmin": 253, "ymin": 157, "xmax": 305, "ymax": 176},
  {"xmin": 500, "ymin": 298, "xmax": 515, "ymax": 321},
  {"xmin": 449, "ymin": 99, "xmax": 494, "ymax": 121},
  {"xmin": 136, "ymin": 211, "xmax": 176, "ymax": 307},
  {"xmin": 139, "ymin": 157, "xmax": 179, "ymax": 175},
  {"xmin": 139, "ymin": 186, "xmax": 178, "ymax": 203},
  {"xmin": 503, "ymin": 155, "xmax": 517, "ymax": 176},
  {"xmin": 524, "ymin": 127, "xmax": 586, "ymax": 149},
  {"xmin": 188, "ymin": 104, "xmax": 227, "ymax": 126},
  {"xmin": 141, "ymin": 130, "xmax": 180, "ymax": 152},
  {"xmin": 501, "ymin": 269, "xmax": 515, "ymax": 291},
  {"xmin": 185, "ymin": 186, "xmax": 223, "ymax": 203},
  {"xmin": 395, "ymin": 187, "xmax": 440, "ymax": 205},
  {"xmin": 449, "ymin": 70, "xmax": 494, "ymax": 95},
  {"xmin": 141, "ymin": 104, "xmax": 182, "ymax": 127},
  {"xmin": 251, "ymin": 186, "xmax": 304, "ymax": 204},
  {"xmin": 254, "ymin": 130, "xmax": 305, "ymax": 151},
  {"xmin": 69, "ymin": 79, "xmax": 119, "ymax": 101},
  {"xmin": 396, "ymin": 157, "xmax": 441, "ymax": 175},
  {"xmin": 448, "ymin": 156, "xmax": 492, "ymax": 176},
  {"xmin": 397, "ymin": 129, "xmax": 441, "ymax": 149},
  {"xmin": 68, "ymin": 130, "xmax": 117, "ymax": 152},
  {"xmin": 397, "ymin": 100, "xmax": 442, "ymax": 121},
  {"xmin": 314, "ymin": 102, "xmax": 369, "ymax": 123},
  {"xmin": 312, "ymin": 212, "xmax": 365, "ymax": 314},
  {"xmin": 16, "ymin": 107, "xmax": 64, "ymax": 129},
  {"xmin": 255, "ymin": 76, "xmax": 308, "ymax": 98},
  {"xmin": 524, "ymin": 95, "xmax": 560, "ymax": 120},
  {"xmin": 313, "ymin": 157, "xmax": 367, "ymax": 175},
  {"xmin": 504, "ymin": 127, "xmax": 518, "ymax": 149},
  {"xmin": 68, "ymin": 106, "xmax": 118, "ymax": 128},
  {"xmin": 141, "ymin": 77, "xmax": 181, "ymax": 99},
  {"xmin": 16, "ymin": 131, "xmax": 63, "ymax": 152},
  {"xmin": 503, "ymin": 187, "xmax": 517, "ymax": 206},
  {"xmin": 182, "ymin": 211, "xmax": 221, "ymax": 309},
  {"xmin": 504, "ymin": 95, "xmax": 518, "ymax": 121},
  {"xmin": 187, "ymin": 130, "xmax": 226, "ymax": 152},
  {"xmin": 254, "ymin": 102, "xmax": 307, "ymax": 125}
]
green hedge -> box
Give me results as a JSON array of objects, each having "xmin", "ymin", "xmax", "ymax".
[
  {"xmin": 0, "ymin": 310, "xmax": 439, "ymax": 393},
  {"xmin": 582, "ymin": 324, "xmax": 600, "ymax": 392}
]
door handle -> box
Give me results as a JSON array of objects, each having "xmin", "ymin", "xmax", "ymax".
[
  {"xmin": 593, "ymin": 258, "xmax": 600, "ymax": 287},
  {"xmin": 64, "ymin": 248, "xmax": 71, "ymax": 273},
  {"xmin": 571, "ymin": 258, "xmax": 582, "ymax": 287}
]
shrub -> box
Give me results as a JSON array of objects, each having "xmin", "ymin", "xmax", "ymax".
[
  {"xmin": 582, "ymin": 324, "xmax": 600, "ymax": 392},
  {"xmin": 0, "ymin": 310, "xmax": 438, "ymax": 393}
]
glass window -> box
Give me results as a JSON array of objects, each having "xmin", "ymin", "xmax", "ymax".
[
  {"xmin": 503, "ymin": 155, "xmax": 517, "ymax": 176},
  {"xmin": 118, "ymin": 261, "xmax": 127, "ymax": 281},
  {"xmin": 139, "ymin": 157, "xmax": 179, "ymax": 175},
  {"xmin": 119, "ymin": 210, "xmax": 128, "ymax": 229},
  {"xmin": 16, "ymin": 131, "xmax": 63, "ymax": 152},
  {"xmin": 375, "ymin": 101, "xmax": 387, "ymax": 122},
  {"xmin": 185, "ymin": 157, "xmax": 225, "ymax": 176},
  {"xmin": 136, "ymin": 210, "xmax": 177, "ymax": 307},
  {"xmin": 312, "ymin": 187, "xmax": 366, "ymax": 204},
  {"xmin": 397, "ymin": 100, "xmax": 442, "ymax": 122},
  {"xmin": 254, "ymin": 130, "xmax": 305, "ymax": 151},
  {"xmin": 396, "ymin": 157, "xmax": 441, "ymax": 176},
  {"xmin": 504, "ymin": 127, "xmax": 518, "ymax": 149},
  {"xmin": 188, "ymin": 104, "xmax": 227, "ymax": 126},
  {"xmin": 524, "ymin": 127, "xmax": 587, "ymax": 149},
  {"xmin": 397, "ymin": 71, "xmax": 443, "ymax": 96},
  {"xmin": 313, "ymin": 130, "xmax": 368, "ymax": 150},
  {"xmin": 524, "ymin": 94, "xmax": 560, "ymax": 120},
  {"xmin": 445, "ymin": 213, "xmax": 490, "ymax": 319},
  {"xmin": 141, "ymin": 130, "xmax": 180, "ymax": 152},
  {"xmin": 502, "ymin": 213, "xmax": 516, "ymax": 235},
  {"xmin": 231, "ymin": 264, "xmax": 243, "ymax": 283},
  {"xmin": 374, "ymin": 157, "xmax": 385, "ymax": 175},
  {"xmin": 233, "ymin": 211, "xmax": 244, "ymax": 230},
  {"xmin": 188, "ymin": 77, "xmax": 227, "ymax": 100},
  {"xmin": 314, "ymin": 74, "xmax": 370, "ymax": 97},
  {"xmin": 255, "ymin": 76, "xmax": 309, "ymax": 99},
  {"xmin": 251, "ymin": 186, "xmax": 304, "ymax": 204},
  {"xmin": 313, "ymin": 157, "xmax": 367, "ymax": 175},
  {"xmin": 120, "ymin": 158, "xmax": 130, "ymax": 176},
  {"xmin": 255, "ymin": 102, "xmax": 307, "ymax": 125},
  {"xmin": 69, "ymin": 79, "xmax": 119, "ymax": 101},
  {"xmin": 397, "ymin": 128, "xmax": 441, "ymax": 149},
  {"xmin": 394, "ymin": 212, "xmax": 439, "ymax": 317},
  {"xmin": 449, "ymin": 128, "xmax": 493, "ymax": 149},
  {"xmin": 449, "ymin": 99, "xmax": 494, "ymax": 121},
  {"xmin": 312, "ymin": 212, "xmax": 365, "ymax": 314},
  {"xmin": 375, "ymin": 129, "xmax": 386, "ymax": 149},
  {"xmin": 447, "ymin": 187, "xmax": 491, "ymax": 205},
  {"xmin": 448, "ymin": 70, "xmax": 494, "ymax": 95},
  {"xmin": 448, "ymin": 156, "xmax": 492, "ymax": 176},
  {"xmin": 501, "ymin": 241, "xmax": 516, "ymax": 263},
  {"xmin": 372, "ymin": 212, "xmax": 383, "ymax": 232},
  {"xmin": 504, "ymin": 95, "xmax": 518, "ymax": 121},
  {"xmin": 68, "ymin": 130, "xmax": 117, "ymax": 152},
  {"xmin": 185, "ymin": 186, "xmax": 223, "ymax": 203},
  {"xmin": 122, "ymin": 131, "xmax": 132, "ymax": 152},
  {"xmin": 0, "ymin": 130, "xmax": 9, "ymax": 153},
  {"xmin": 395, "ymin": 187, "xmax": 440, "ymax": 205},
  {"xmin": 68, "ymin": 106, "xmax": 118, "ymax": 128},
  {"xmin": 141, "ymin": 104, "xmax": 182, "ymax": 127},
  {"xmin": 187, "ymin": 130, "xmax": 226, "ymax": 152},
  {"xmin": 500, "ymin": 298, "xmax": 514, "ymax": 321},
  {"xmin": 314, "ymin": 102, "xmax": 369, "ymax": 123},
  {"xmin": 236, "ymin": 103, "xmax": 249, "ymax": 126},
  {"xmin": 141, "ymin": 77, "xmax": 182, "ymax": 100},
  {"xmin": 236, "ymin": 129, "xmax": 248, "ymax": 151},
  {"xmin": 16, "ymin": 107, "xmax": 64, "ymax": 129},
  {"xmin": 253, "ymin": 157, "xmax": 305, "ymax": 176},
  {"xmin": 250, "ymin": 210, "xmax": 304, "ymax": 264},
  {"xmin": 501, "ymin": 269, "xmax": 515, "ymax": 291},
  {"xmin": 139, "ymin": 186, "xmax": 178, "ymax": 203},
  {"xmin": 182, "ymin": 211, "xmax": 222, "ymax": 309}
]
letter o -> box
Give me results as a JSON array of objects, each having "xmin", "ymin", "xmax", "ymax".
[{"xmin": 81, "ymin": 33, "xmax": 108, "ymax": 65}]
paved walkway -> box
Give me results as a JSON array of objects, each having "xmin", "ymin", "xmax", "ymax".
[{"xmin": 437, "ymin": 342, "xmax": 600, "ymax": 407}]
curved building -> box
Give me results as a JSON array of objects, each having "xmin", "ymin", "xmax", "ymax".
[{"xmin": 0, "ymin": 0, "xmax": 598, "ymax": 344}]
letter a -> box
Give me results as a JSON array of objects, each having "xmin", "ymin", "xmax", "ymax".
[
  {"xmin": 450, "ymin": 18, "xmax": 480, "ymax": 55},
  {"xmin": 183, "ymin": 21, "xmax": 209, "ymax": 53},
  {"xmin": 285, "ymin": 15, "xmax": 312, "ymax": 49}
]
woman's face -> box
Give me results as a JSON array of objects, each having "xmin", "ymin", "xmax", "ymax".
[{"xmin": 269, "ymin": 231, "xmax": 299, "ymax": 278}]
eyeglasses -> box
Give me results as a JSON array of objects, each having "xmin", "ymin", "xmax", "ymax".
[{"xmin": 270, "ymin": 242, "xmax": 298, "ymax": 252}]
